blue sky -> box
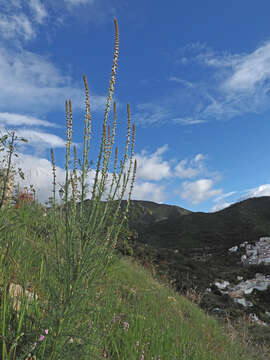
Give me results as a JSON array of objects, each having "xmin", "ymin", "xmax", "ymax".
[{"xmin": 0, "ymin": 0, "xmax": 270, "ymax": 213}]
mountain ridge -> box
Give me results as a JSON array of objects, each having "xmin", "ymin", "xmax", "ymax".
[
  {"xmin": 48, "ymin": 196, "xmax": 270, "ymax": 249},
  {"xmin": 127, "ymin": 196, "xmax": 270, "ymax": 250}
]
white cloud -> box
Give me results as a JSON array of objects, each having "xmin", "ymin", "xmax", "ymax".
[
  {"xmin": 0, "ymin": 126, "xmax": 82, "ymax": 165},
  {"xmin": 209, "ymin": 184, "xmax": 270, "ymax": 213},
  {"xmin": 0, "ymin": 0, "xmax": 47, "ymax": 41},
  {"xmin": 0, "ymin": 152, "xmax": 62, "ymax": 206},
  {"xmin": 203, "ymin": 42, "xmax": 270, "ymax": 117},
  {"xmin": 222, "ymin": 42, "xmax": 270, "ymax": 93},
  {"xmin": 0, "ymin": 14, "xmax": 35, "ymax": 41},
  {"xmin": 134, "ymin": 103, "xmax": 171, "ymax": 126},
  {"xmin": 209, "ymin": 202, "xmax": 232, "ymax": 213},
  {"xmin": 134, "ymin": 145, "xmax": 172, "ymax": 181},
  {"xmin": 0, "ymin": 113, "xmax": 61, "ymax": 128},
  {"xmin": 174, "ymin": 159, "xmax": 200, "ymax": 179},
  {"xmin": 9, "ymin": 0, "xmax": 22, "ymax": 7},
  {"xmin": 194, "ymin": 154, "xmax": 206, "ymax": 162},
  {"xmin": 131, "ymin": 181, "xmax": 166, "ymax": 203},
  {"xmin": 244, "ymin": 184, "xmax": 270, "ymax": 198},
  {"xmin": 29, "ymin": 0, "xmax": 48, "ymax": 24},
  {"xmin": 0, "ymin": 44, "xmax": 107, "ymax": 114},
  {"xmin": 169, "ymin": 40, "xmax": 270, "ymax": 124},
  {"xmin": 7, "ymin": 129, "xmax": 70, "ymax": 148},
  {"xmin": 0, "ymin": 0, "xmax": 113, "ymax": 48},
  {"xmin": 0, "ymin": 149, "xmax": 114, "ymax": 206},
  {"xmin": 0, "ymin": 146, "xmax": 166, "ymax": 206},
  {"xmin": 174, "ymin": 153, "xmax": 208, "ymax": 179},
  {"xmin": 171, "ymin": 117, "xmax": 207, "ymax": 125},
  {"xmin": 168, "ymin": 77, "xmax": 195, "ymax": 88},
  {"xmin": 134, "ymin": 102, "xmax": 207, "ymax": 127},
  {"xmin": 179, "ymin": 179, "xmax": 222, "ymax": 204},
  {"xmin": 197, "ymin": 49, "xmax": 242, "ymax": 69},
  {"xmin": 0, "ymin": 139, "xmax": 225, "ymax": 207},
  {"xmin": 208, "ymin": 190, "xmax": 238, "ymax": 212},
  {"xmin": 175, "ymin": 42, "xmax": 208, "ymax": 65},
  {"xmin": 213, "ymin": 191, "xmax": 237, "ymax": 203},
  {"xmin": 0, "ymin": 0, "xmax": 22, "ymax": 8},
  {"xmin": 64, "ymin": 0, "xmax": 95, "ymax": 4}
]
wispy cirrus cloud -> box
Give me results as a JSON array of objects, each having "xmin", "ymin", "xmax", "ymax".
[
  {"xmin": 0, "ymin": 0, "xmax": 47, "ymax": 42},
  {"xmin": 0, "ymin": 0, "xmax": 120, "ymax": 116},
  {"xmin": 209, "ymin": 201, "xmax": 233, "ymax": 213},
  {"xmin": 168, "ymin": 76, "xmax": 195, "ymax": 88},
  {"xmin": 0, "ymin": 14, "xmax": 35, "ymax": 41},
  {"xmin": 171, "ymin": 117, "xmax": 207, "ymax": 125},
  {"xmin": 64, "ymin": 0, "xmax": 95, "ymax": 5},
  {"xmin": 29, "ymin": 0, "xmax": 48, "ymax": 24},
  {"xmin": 137, "ymin": 40, "xmax": 270, "ymax": 128},
  {"xmin": 208, "ymin": 191, "xmax": 238, "ymax": 212},
  {"xmin": 182, "ymin": 40, "xmax": 270, "ymax": 120},
  {"xmin": 221, "ymin": 42, "xmax": 270, "ymax": 93},
  {"xmin": 0, "ymin": 0, "xmax": 116, "ymax": 47},
  {"xmin": 213, "ymin": 191, "xmax": 237, "ymax": 203},
  {"xmin": 0, "ymin": 44, "xmax": 107, "ymax": 114},
  {"xmin": 209, "ymin": 184, "xmax": 270, "ymax": 213},
  {"xmin": 133, "ymin": 102, "xmax": 207, "ymax": 127},
  {"xmin": 133, "ymin": 103, "xmax": 173, "ymax": 127}
]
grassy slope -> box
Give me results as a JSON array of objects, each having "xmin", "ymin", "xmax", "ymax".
[
  {"xmin": 92, "ymin": 253, "xmax": 267, "ymax": 359},
  {"xmin": 0, "ymin": 203, "xmax": 269, "ymax": 359}
]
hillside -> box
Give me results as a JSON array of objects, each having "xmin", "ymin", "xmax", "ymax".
[
  {"xmin": 50, "ymin": 196, "xmax": 270, "ymax": 250},
  {"xmin": 0, "ymin": 197, "xmax": 268, "ymax": 358},
  {"xmin": 133, "ymin": 196, "xmax": 270, "ymax": 250},
  {"xmin": 44, "ymin": 196, "xmax": 270, "ymax": 352}
]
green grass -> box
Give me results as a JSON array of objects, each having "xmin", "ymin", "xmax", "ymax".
[
  {"xmin": 0, "ymin": 202, "xmax": 268, "ymax": 359},
  {"xmin": 0, "ymin": 17, "xmax": 268, "ymax": 359}
]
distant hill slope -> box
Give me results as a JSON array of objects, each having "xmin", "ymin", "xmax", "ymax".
[
  {"xmin": 46, "ymin": 196, "xmax": 270, "ymax": 251},
  {"xmin": 119, "ymin": 199, "xmax": 192, "ymax": 229},
  {"xmin": 135, "ymin": 196, "xmax": 270, "ymax": 250},
  {"xmin": 50, "ymin": 198, "xmax": 192, "ymax": 228}
]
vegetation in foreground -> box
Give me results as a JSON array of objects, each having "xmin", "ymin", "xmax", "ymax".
[
  {"xmin": 0, "ymin": 200, "xmax": 269, "ymax": 360},
  {"xmin": 0, "ymin": 17, "xmax": 268, "ymax": 360}
]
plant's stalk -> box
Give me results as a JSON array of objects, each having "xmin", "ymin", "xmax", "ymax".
[
  {"xmin": 90, "ymin": 18, "xmax": 119, "ymax": 204},
  {"xmin": 1, "ymin": 284, "xmax": 7, "ymax": 359},
  {"xmin": 50, "ymin": 149, "xmax": 60, "ymax": 279}
]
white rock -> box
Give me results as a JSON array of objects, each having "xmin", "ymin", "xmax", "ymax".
[
  {"xmin": 228, "ymin": 245, "xmax": 238, "ymax": 252},
  {"xmin": 240, "ymin": 241, "xmax": 248, "ymax": 248},
  {"xmin": 248, "ymin": 313, "xmax": 267, "ymax": 326},
  {"xmin": 233, "ymin": 298, "xmax": 253, "ymax": 307},
  {"xmin": 215, "ymin": 280, "xmax": 230, "ymax": 289},
  {"xmin": 8, "ymin": 282, "xmax": 38, "ymax": 312}
]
